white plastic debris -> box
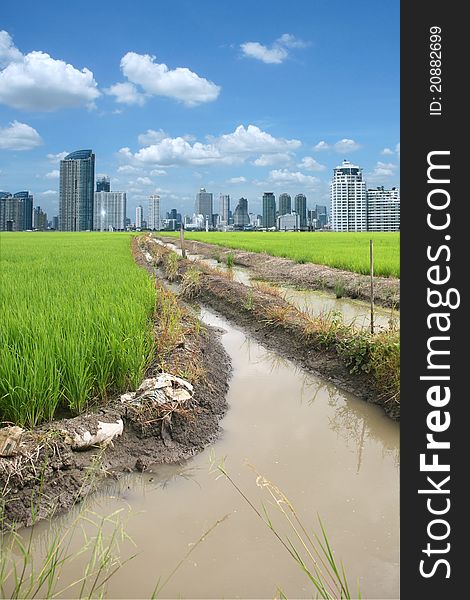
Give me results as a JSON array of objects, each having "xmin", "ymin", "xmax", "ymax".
[
  {"xmin": 143, "ymin": 250, "xmax": 153, "ymax": 262},
  {"xmin": 120, "ymin": 373, "xmax": 194, "ymax": 407},
  {"xmin": 0, "ymin": 426, "xmax": 24, "ymax": 457},
  {"xmin": 64, "ymin": 418, "xmax": 124, "ymax": 450}
]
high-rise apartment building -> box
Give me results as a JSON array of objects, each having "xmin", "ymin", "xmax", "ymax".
[
  {"xmin": 33, "ymin": 205, "xmax": 48, "ymax": 230},
  {"xmin": 59, "ymin": 149, "xmax": 95, "ymax": 231},
  {"xmin": 148, "ymin": 194, "xmax": 161, "ymax": 231},
  {"xmin": 367, "ymin": 187, "xmax": 400, "ymax": 231},
  {"xmin": 195, "ymin": 188, "xmax": 213, "ymax": 223},
  {"xmin": 294, "ymin": 194, "xmax": 307, "ymax": 229},
  {"xmin": 93, "ymin": 192, "xmax": 127, "ymax": 231},
  {"xmin": 233, "ymin": 197, "xmax": 250, "ymax": 229},
  {"xmin": 330, "ymin": 160, "xmax": 367, "ymax": 231},
  {"xmin": 219, "ymin": 194, "xmax": 230, "ymax": 224},
  {"xmin": 0, "ymin": 191, "xmax": 33, "ymax": 231},
  {"xmin": 96, "ymin": 176, "xmax": 110, "ymax": 192},
  {"xmin": 278, "ymin": 193, "xmax": 291, "ymax": 216},
  {"xmin": 262, "ymin": 192, "xmax": 276, "ymax": 228},
  {"xmin": 136, "ymin": 205, "xmax": 143, "ymax": 228}
]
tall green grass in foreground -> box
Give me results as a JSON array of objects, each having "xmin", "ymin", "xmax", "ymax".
[
  {"xmin": 0, "ymin": 233, "xmax": 155, "ymax": 428},
  {"xmin": 164, "ymin": 231, "xmax": 400, "ymax": 278}
]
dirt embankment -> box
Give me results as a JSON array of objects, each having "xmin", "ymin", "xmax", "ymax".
[
  {"xmin": 159, "ymin": 236, "xmax": 400, "ymax": 309},
  {"xmin": 144, "ymin": 237, "xmax": 400, "ymax": 421},
  {"xmin": 0, "ymin": 241, "xmax": 231, "ymax": 530}
]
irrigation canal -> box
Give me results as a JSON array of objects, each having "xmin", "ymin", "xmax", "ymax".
[{"xmin": 25, "ymin": 305, "xmax": 399, "ymax": 599}]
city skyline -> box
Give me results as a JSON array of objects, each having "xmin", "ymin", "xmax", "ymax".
[{"xmin": 0, "ymin": 1, "xmax": 399, "ymax": 219}]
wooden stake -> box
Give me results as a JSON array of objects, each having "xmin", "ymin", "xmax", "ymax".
[
  {"xmin": 370, "ymin": 239, "xmax": 374, "ymax": 335},
  {"xmin": 180, "ymin": 224, "xmax": 186, "ymax": 258}
]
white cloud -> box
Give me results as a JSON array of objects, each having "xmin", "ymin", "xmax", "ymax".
[
  {"xmin": 268, "ymin": 169, "xmax": 320, "ymax": 187},
  {"xmin": 120, "ymin": 124, "xmax": 301, "ymax": 167},
  {"xmin": 150, "ymin": 169, "xmax": 167, "ymax": 176},
  {"xmin": 241, "ymin": 33, "xmax": 308, "ymax": 64},
  {"xmin": 135, "ymin": 176, "xmax": 153, "ymax": 185},
  {"xmin": 0, "ymin": 120, "xmax": 43, "ymax": 150},
  {"xmin": 117, "ymin": 165, "xmax": 140, "ymax": 173},
  {"xmin": 381, "ymin": 148, "xmax": 394, "ymax": 155},
  {"xmin": 334, "ymin": 138, "xmax": 361, "ymax": 153},
  {"xmin": 0, "ymin": 31, "xmax": 100, "ymax": 111},
  {"xmin": 105, "ymin": 82, "xmax": 146, "ymax": 106},
  {"xmin": 45, "ymin": 169, "xmax": 60, "ymax": 179},
  {"xmin": 395, "ymin": 142, "xmax": 400, "ymax": 157},
  {"xmin": 313, "ymin": 141, "xmax": 330, "ymax": 152},
  {"xmin": 253, "ymin": 153, "xmax": 293, "ymax": 167},
  {"xmin": 111, "ymin": 52, "xmax": 220, "ymax": 106},
  {"xmin": 47, "ymin": 151, "xmax": 68, "ymax": 163},
  {"xmin": 381, "ymin": 143, "xmax": 400, "ymax": 158},
  {"xmin": 227, "ymin": 176, "xmax": 247, "ymax": 183},
  {"xmin": 297, "ymin": 156, "xmax": 326, "ymax": 171},
  {"xmin": 138, "ymin": 129, "xmax": 168, "ymax": 145},
  {"xmin": 367, "ymin": 161, "xmax": 398, "ymax": 181},
  {"xmin": 0, "ymin": 30, "xmax": 22, "ymax": 68},
  {"xmin": 41, "ymin": 190, "xmax": 57, "ymax": 196}
]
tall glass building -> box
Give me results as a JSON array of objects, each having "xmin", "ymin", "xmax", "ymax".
[
  {"xmin": 278, "ymin": 193, "xmax": 291, "ymax": 216},
  {"xmin": 93, "ymin": 192, "xmax": 127, "ymax": 231},
  {"xmin": 233, "ymin": 197, "xmax": 250, "ymax": 229},
  {"xmin": 262, "ymin": 192, "xmax": 276, "ymax": 228},
  {"xmin": 0, "ymin": 191, "xmax": 33, "ymax": 231},
  {"xmin": 194, "ymin": 188, "xmax": 213, "ymax": 222},
  {"xmin": 59, "ymin": 150, "xmax": 95, "ymax": 231},
  {"xmin": 294, "ymin": 194, "xmax": 307, "ymax": 229},
  {"xmin": 96, "ymin": 176, "xmax": 110, "ymax": 192},
  {"xmin": 148, "ymin": 194, "xmax": 161, "ymax": 230}
]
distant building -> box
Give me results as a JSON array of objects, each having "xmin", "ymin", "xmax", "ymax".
[
  {"xmin": 278, "ymin": 193, "xmax": 291, "ymax": 216},
  {"xmin": 294, "ymin": 194, "xmax": 307, "ymax": 229},
  {"xmin": 233, "ymin": 197, "xmax": 250, "ymax": 229},
  {"xmin": 148, "ymin": 194, "xmax": 161, "ymax": 231},
  {"xmin": 195, "ymin": 188, "xmax": 213, "ymax": 224},
  {"xmin": 136, "ymin": 205, "xmax": 143, "ymax": 228},
  {"xmin": 367, "ymin": 187, "xmax": 400, "ymax": 231},
  {"xmin": 316, "ymin": 205, "xmax": 328, "ymax": 229},
  {"xmin": 262, "ymin": 192, "xmax": 276, "ymax": 228},
  {"xmin": 59, "ymin": 149, "xmax": 95, "ymax": 231},
  {"xmin": 33, "ymin": 205, "xmax": 48, "ymax": 230},
  {"xmin": 52, "ymin": 215, "xmax": 59, "ymax": 230},
  {"xmin": 93, "ymin": 191, "xmax": 127, "ymax": 231},
  {"xmin": 96, "ymin": 176, "xmax": 110, "ymax": 192},
  {"xmin": 330, "ymin": 160, "xmax": 367, "ymax": 232},
  {"xmin": 0, "ymin": 191, "xmax": 33, "ymax": 231},
  {"xmin": 219, "ymin": 194, "xmax": 230, "ymax": 225},
  {"xmin": 277, "ymin": 213, "xmax": 300, "ymax": 231}
]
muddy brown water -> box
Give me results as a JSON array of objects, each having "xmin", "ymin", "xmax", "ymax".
[{"xmin": 19, "ymin": 308, "xmax": 399, "ymax": 599}]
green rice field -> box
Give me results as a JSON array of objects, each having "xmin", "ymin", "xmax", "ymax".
[
  {"xmin": 165, "ymin": 231, "xmax": 400, "ymax": 278},
  {"xmin": 0, "ymin": 233, "xmax": 155, "ymax": 428}
]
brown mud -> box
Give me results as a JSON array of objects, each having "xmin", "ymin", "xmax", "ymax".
[
  {"xmin": 158, "ymin": 236, "xmax": 400, "ymax": 308},
  {"xmin": 0, "ymin": 240, "xmax": 231, "ymax": 529}
]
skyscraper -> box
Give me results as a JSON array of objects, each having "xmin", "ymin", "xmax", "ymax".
[
  {"xmin": 59, "ymin": 150, "xmax": 95, "ymax": 231},
  {"xmin": 0, "ymin": 191, "xmax": 33, "ymax": 231},
  {"xmin": 96, "ymin": 176, "xmax": 110, "ymax": 192},
  {"xmin": 233, "ymin": 197, "xmax": 250, "ymax": 229},
  {"xmin": 294, "ymin": 194, "xmax": 307, "ymax": 229},
  {"xmin": 366, "ymin": 187, "xmax": 400, "ymax": 231},
  {"xmin": 136, "ymin": 205, "xmax": 143, "ymax": 228},
  {"xmin": 330, "ymin": 160, "xmax": 367, "ymax": 231},
  {"xmin": 278, "ymin": 193, "xmax": 291, "ymax": 216},
  {"xmin": 315, "ymin": 205, "xmax": 328, "ymax": 229},
  {"xmin": 262, "ymin": 192, "xmax": 276, "ymax": 228},
  {"xmin": 93, "ymin": 192, "xmax": 127, "ymax": 231},
  {"xmin": 148, "ymin": 195, "xmax": 161, "ymax": 231},
  {"xmin": 33, "ymin": 205, "xmax": 48, "ymax": 230},
  {"xmin": 219, "ymin": 194, "xmax": 230, "ymax": 224},
  {"xmin": 195, "ymin": 188, "xmax": 213, "ymax": 223}
]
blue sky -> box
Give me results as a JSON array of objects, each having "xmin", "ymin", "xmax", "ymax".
[{"xmin": 0, "ymin": 0, "xmax": 399, "ymax": 220}]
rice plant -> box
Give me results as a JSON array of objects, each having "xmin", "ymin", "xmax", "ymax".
[{"xmin": 0, "ymin": 233, "xmax": 156, "ymax": 427}]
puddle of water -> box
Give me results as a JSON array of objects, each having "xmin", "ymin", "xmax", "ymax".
[
  {"xmin": 279, "ymin": 287, "xmax": 397, "ymax": 330},
  {"xmin": 19, "ymin": 308, "xmax": 399, "ymax": 599}
]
